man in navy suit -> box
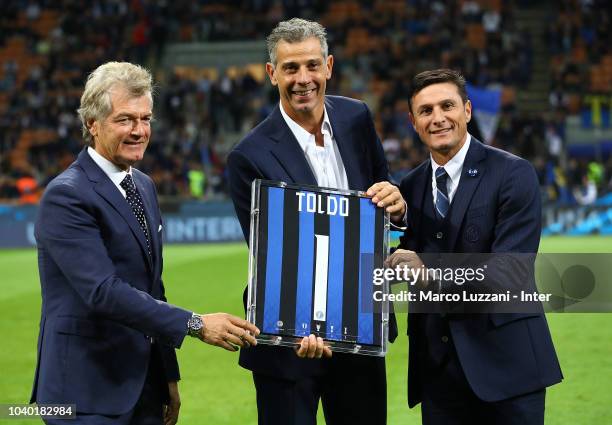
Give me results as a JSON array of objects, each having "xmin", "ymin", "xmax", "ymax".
[
  {"xmin": 228, "ymin": 18, "xmax": 405, "ymax": 425},
  {"xmin": 32, "ymin": 61, "xmax": 259, "ymax": 425},
  {"xmin": 387, "ymin": 69, "xmax": 562, "ymax": 424}
]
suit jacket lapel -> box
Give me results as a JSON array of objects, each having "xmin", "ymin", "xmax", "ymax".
[
  {"xmin": 325, "ymin": 98, "xmax": 362, "ymax": 189},
  {"xmin": 408, "ymin": 159, "xmax": 431, "ymax": 250},
  {"xmin": 268, "ymin": 106, "xmax": 317, "ymax": 185},
  {"xmin": 400, "ymin": 160, "xmax": 429, "ymax": 252},
  {"xmin": 446, "ymin": 139, "xmax": 487, "ymax": 249},
  {"xmin": 133, "ymin": 173, "xmax": 159, "ymax": 272},
  {"xmin": 405, "ymin": 162, "xmax": 430, "ymax": 336},
  {"xmin": 77, "ymin": 149, "xmax": 154, "ymax": 274}
]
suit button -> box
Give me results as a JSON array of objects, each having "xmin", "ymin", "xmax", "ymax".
[
  {"xmin": 436, "ymin": 232, "xmax": 443, "ymax": 239},
  {"xmin": 441, "ymin": 335, "xmax": 449, "ymax": 343}
]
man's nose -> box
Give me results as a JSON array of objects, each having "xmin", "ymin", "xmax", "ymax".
[
  {"xmin": 432, "ymin": 107, "xmax": 446, "ymax": 125},
  {"xmin": 131, "ymin": 119, "xmax": 147, "ymax": 136},
  {"xmin": 296, "ymin": 66, "xmax": 310, "ymax": 85}
]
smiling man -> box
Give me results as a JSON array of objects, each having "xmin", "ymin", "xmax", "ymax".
[
  {"xmin": 228, "ymin": 18, "xmax": 404, "ymax": 425},
  {"xmin": 32, "ymin": 62, "xmax": 259, "ymax": 425},
  {"xmin": 387, "ymin": 69, "xmax": 562, "ymax": 424},
  {"xmin": 410, "ymin": 79, "xmax": 472, "ymax": 165}
]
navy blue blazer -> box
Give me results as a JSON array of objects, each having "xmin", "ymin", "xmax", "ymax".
[
  {"xmin": 399, "ymin": 139, "xmax": 563, "ymax": 407},
  {"xmin": 31, "ymin": 149, "xmax": 192, "ymax": 415},
  {"xmin": 228, "ymin": 95, "xmax": 397, "ymax": 379}
]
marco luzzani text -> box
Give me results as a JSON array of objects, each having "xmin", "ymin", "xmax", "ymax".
[{"xmin": 372, "ymin": 265, "xmax": 551, "ymax": 303}]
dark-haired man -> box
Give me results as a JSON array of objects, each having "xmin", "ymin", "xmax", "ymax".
[{"xmin": 387, "ymin": 69, "xmax": 562, "ymax": 425}]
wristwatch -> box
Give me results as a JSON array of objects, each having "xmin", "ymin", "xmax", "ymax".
[{"xmin": 187, "ymin": 313, "xmax": 204, "ymax": 338}]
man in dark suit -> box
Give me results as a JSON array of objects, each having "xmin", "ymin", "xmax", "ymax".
[
  {"xmin": 227, "ymin": 18, "xmax": 405, "ymax": 425},
  {"xmin": 387, "ymin": 69, "xmax": 563, "ymax": 424},
  {"xmin": 31, "ymin": 61, "xmax": 259, "ymax": 425}
]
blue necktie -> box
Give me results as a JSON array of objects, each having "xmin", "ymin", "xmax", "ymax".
[
  {"xmin": 120, "ymin": 174, "xmax": 151, "ymax": 257},
  {"xmin": 435, "ymin": 167, "xmax": 449, "ymax": 220}
]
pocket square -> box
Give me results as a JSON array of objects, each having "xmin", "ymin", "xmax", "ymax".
[{"xmin": 158, "ymin": 224, "xmax": 163, "ymax": 232}]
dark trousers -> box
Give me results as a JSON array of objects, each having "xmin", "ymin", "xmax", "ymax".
[
  {"xmin": 128, "ymin": 347, "xmax": 166, "ymax": 425},
  {"xmin": 421, "ymin": 344, "xmax": 546, "ymax": 425},
  {"xmin": 45, "ymin": 345, "xmax": 166, "ymax": 425},
  {"xmin": 253, "ymin": 353, "xmax": 387, "ymax": 425}
]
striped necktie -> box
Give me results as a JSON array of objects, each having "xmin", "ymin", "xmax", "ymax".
[{"xmin": 435, "ymin": 167, "xmax": 449, "ymax": 220}]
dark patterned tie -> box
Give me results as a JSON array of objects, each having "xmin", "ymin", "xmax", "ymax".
[
  {"xmin": 435, "ymin": 167, "xmax": 450, "ymax": 220},
  {"xmin": 120, "ymin": 174, "xmax": 151, "ymax": 257}
]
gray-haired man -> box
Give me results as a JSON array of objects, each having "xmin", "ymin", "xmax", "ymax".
[
  {"xmin": 32, "ymin": 61, "xmax": 259, "ymax": 425},
  {"xmin": 228, "ymin": 19, "xmax": 403, "ymax": 425}
]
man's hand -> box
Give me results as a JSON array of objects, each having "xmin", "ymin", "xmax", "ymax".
[
  {"xmin": 385, "ymin": 249, "xmax": 428, "ymax": 288},
  {"xmin": 366, "ymin": 181, "xmax": 406, "ymax": 222},
  {"xmin": 163, "ymin": 381, "xmax": 180, "ymax": 425},
  {"xmin": 295, "ymin": 334, "xmax": 332, "ymax": 359},
  {"xmin": 199, "ymin": 313, "xmax": 260, "ymax": 351}
]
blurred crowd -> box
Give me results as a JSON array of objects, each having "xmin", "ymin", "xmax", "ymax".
[
  {"xmin": 0, "ymin": 0, "xmax": 610, "ymax": 205},
  {"xmin": 547, "ymin": 0, "xmax": 610, "ymax": 110}
]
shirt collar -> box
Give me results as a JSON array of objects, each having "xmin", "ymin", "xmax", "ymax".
[
  {"xmin": 430, "ymin": 133, "xmax": 471, "ymax": 185},
  {"xmin": 279, "ymin": 102, "xmax": 333, "ymax": 152},
  {"xmin": 87, "ymin": 146, "xmax": 132, "ymax": 188}
]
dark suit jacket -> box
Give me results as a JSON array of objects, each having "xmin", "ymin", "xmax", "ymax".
[
  {"xmin": 31, "ymin": 149, "xmax": 192, "ymax": 415},
  {"xmin": 228, "ymin": 95, "xmax": 397, "ymax": 379},
  {"xmin": 399, "ymin": 138, "xmax": 563, "ymax": 407}
]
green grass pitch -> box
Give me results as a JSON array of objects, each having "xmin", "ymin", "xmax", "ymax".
[{"xmin": 0, "ymin": 237, "xmax": 610, "ymax": 424}]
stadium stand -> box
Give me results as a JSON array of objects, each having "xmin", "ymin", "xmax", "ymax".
[{"xmin": 0, "ymin": 0, "xmax": 610, "ymax": 205}]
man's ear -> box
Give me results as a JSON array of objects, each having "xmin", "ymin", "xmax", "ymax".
[
  {"xmin": 464, "ymin": 99, "xmax": 472, "ymax": 123},
  {"xmin": 408, "ymin": 112, "xmax": 416, "ymax": 129},
  {"xmin": 88, "ymin": 119, "xmax": 98, "ymax": 137},
  {"xmin": 265, "ymin": 63, "xmax": 278, "ymax": 86},
  {"xmin": 325, "ymin": 54, "xmax": 334, "ymax": 80}
]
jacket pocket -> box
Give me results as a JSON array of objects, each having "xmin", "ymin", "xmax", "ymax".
[
  {"xmin": 489, "ymin": 313, "xmax": 541, "ymax": 328},
  {"xmin": 466, "ymin": 206, "xmax": 487, "ymax": 219},
  {"xmin": 55, "ymin": 316, "xmax": 111, "ymax": 339}
]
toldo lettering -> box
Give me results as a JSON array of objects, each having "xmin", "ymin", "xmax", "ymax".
[{"xmin": 296, "ymin": 192, "xmax": 349, "ymax": 216}]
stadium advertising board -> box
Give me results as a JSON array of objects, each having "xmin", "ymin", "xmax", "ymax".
[{"xmin": 0, "ymin": 202, "xmax": 243, "ymax": 247}]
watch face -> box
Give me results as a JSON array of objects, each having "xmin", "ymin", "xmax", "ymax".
[{"xmin": 189, "ymin": 316, "xmax": 202, "ymax": 333}]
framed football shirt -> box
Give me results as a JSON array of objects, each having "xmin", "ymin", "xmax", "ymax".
[{"xmin": 246, "ymin": 179, "xmax": 390, "ymax": 356}]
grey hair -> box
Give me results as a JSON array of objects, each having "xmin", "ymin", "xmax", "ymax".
[
  {"xmin": 77, "ymin": 61, "xmax": 153, "ymax": 145},
  {"xmin": 267, "ymin": 18, "xmax": 328, "ymax": 66}
]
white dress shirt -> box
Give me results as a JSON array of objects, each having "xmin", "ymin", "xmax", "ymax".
[
  {"xmin": 430, "ymin": 134, "xmax": 472, "ymax": 206},
  {"xmin": 87, "ymin": 146, "xmax": 132, "ymax": 198},
  {"xmin": 279, "ymin": 103, "xmax": 349, "ymax": 190}
]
